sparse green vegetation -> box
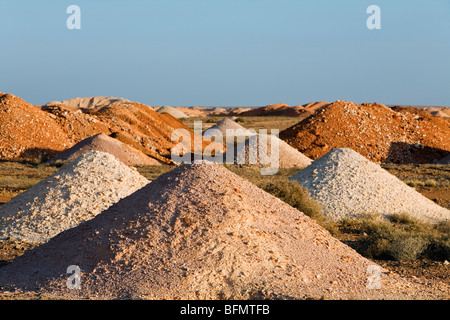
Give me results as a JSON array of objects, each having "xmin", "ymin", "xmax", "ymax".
[
  {"xmin": 0, "ymin": 161, "xmax": 57, "ymax": 192},
  {"xmin": 405, "ymin": 179, "xmax": 440, "ymax": 188},
  {"xmin": 338, "ymin": 214, "xmax": 450, "ymax": 261},
  {"xmin": 135, "ymin": 165, "xmax": 176, "ymax": 181},
  {"xmin": 382, "ymin": 164, "xmax": 450, "ymax": 188}
]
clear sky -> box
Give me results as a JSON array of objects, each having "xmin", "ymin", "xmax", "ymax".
[{"xmin": 1, "ymin": 0, "xmax": 449, "ymax": 107}]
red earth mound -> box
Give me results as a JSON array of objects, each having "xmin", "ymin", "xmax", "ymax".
[
  {"xmin": 41, "ymin": 104, "xmax": 111, "ymax": 142},
  {"xmin": 238, "ymin": 104, "xmax": 302, "ymax": 117},
  {"xmin": 1, "ymin": 93, "xmax": 217, "ymax": 162},
  {"xmin": 0, "ymin": 93, "xmax": 72, "ymax": 159},
  {"xmin": 237, "ymin": 102, "xmax": 330, "ymax": 117},
  {"xmin": 92, "ymin": 101, "xmax": 214, "ymax": 160},
  {"xmin": 280, "ymin": 100, "xmax": 450, "ymax": 164}
]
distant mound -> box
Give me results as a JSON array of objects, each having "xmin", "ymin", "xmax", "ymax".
[
  {"xmin": 425, "ymin": 106, "xmax": 450, "ymax": 118},
  {"xmin": 301, "ymin": 102, "xmax": 330, "ymax": 115},
  {"xmin": 236, "ymin": 102, "xmax": 330, "ymax": 117},
  {"xmin": 239, "ymin": 104, "xmax": 301, "ymax": 117},
  {"xmin": 94, "ymin": 102, "xmax": 210, "ymax": 158},
  {"xmin": 280, "ymin": 100, "xmax": 450, "ymax": 164},
  {"xmin": 233, "ymin": 134, "xmax": 312, "ymax": 169},
  {"xmin": 40, "ymin": 103, "xmax": 112, "ymax": 143},
  {"xmin": 209, "ymin": 107, "xmax": 229, "ymax": 115},
  {"xmin": 48, "ymin": 133, "xmax": 162, "ymax": 166},
  {"xmin": 432, "ymin": 110, "xmax": 450, "ymax": 118},
  {"xmin": 47, "ymin": 97, "xmax": 132, "ymax": 111},
  {"xmin": 203, "ymin": 118, "xmax": 255, "ymax": 137},
  {"xmin": 290, "ymin": 148, "xmax": 450, "ymax": 223},
  {"xmin": 0, "ymin": 93, "xmax": 72, "ymax": 159},
  {"xmin": 174, "ymin": 107, "xmax": 208, "ymax": 117},
  {"xmin": 0, "ymin": 163, "xmax": 446, "ymax": 299},
  {"xmin": 157, "ymin": 106, "xmax": 189, "ymax": 119}
]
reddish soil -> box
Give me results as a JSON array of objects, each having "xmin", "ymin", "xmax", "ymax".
[
  {"xmin": 1, "ymin": 93, "xmax": 217, "ymax": 163},
  {"xmin": 280, "ymin": 101, "xmax": 450, "ymax": 164},
  {"xmin": 238, "ymin": 102, "xmax": 330, "ymax": 117},
  {"xmin": 93, "ymin": 102, "xmax": 214, "ymax": 159},
  {"xmin": 41, "ymin": 104, "xmax": 111, "ymax": 142},
  {"xmin": 0, "ymin": 93, "xmax": 73, "ymax": 159}
]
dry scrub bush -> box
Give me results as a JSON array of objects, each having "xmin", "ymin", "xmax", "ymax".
[
  {"xmin": 341, "ymin": 213, "xmax": 450, "ymax": 261},
  {"xmin": 259, "ymin": 180, "xmax": 321, "ymax": 220}
]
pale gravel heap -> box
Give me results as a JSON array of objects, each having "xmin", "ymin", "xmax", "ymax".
[
  {"xmin": 0, "ymin": 162, "xmax": 448, "ymax": 300},
  {"xmin": 156, "ymin": 106, "xmax": 189, "ymax": 119},
  {"xmin": 233, "ymin": 134, "xmax": 313, "ymax": 169},
  {"xmin": 290, "ymin": 148, "xmax": 450, "ymax": 223},
  {"xmin": 48, "ymin": 133, "xmax": 162, "ymax": 166},
  {"xmin": 203, "ymin": 118, "xmax": 256, "ymax": 137},
  {"xmin": 0, "ymin": 151, "xmax": 149, "ymax": 243}
]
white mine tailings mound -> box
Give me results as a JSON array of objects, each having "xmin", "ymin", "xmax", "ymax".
[
  {"xmin": 157, "ymin": 106, "xmax": 188, "ymax": 119},
  {"xmin": 203, "ymin": 118, "xmax": 256, "ymax": 137},
  {"xmin": 233, "ymin": 134, "xmax": 313, "ymax": 169},
  {"xmin": 47, "ymin": 97, "xmax": 131, "ymax": 110},
  {"xmin": 48, "ymin": 133, "xmax": 162, "ymax": 166},
  {"xmin": 0, "ymin": 163, "xmax": 447, "ymax": 299},
  {"xmin": 0, "ymin": 151, "xmax": 149, "ymax": 243},
  {"xmin": 290, "ymin": 148, "xmax": 450, "ymax": 223}
]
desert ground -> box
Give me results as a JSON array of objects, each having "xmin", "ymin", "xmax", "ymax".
[{"xmin": 0, "ymin": 94, "xmax": 448, "ymax": 300}]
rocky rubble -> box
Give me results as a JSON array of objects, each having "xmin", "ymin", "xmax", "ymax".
[
  {"xmin": 0, "ymin": 151, "xmax": 149, "ymax": 243},
  {"xmin": 289, "ymin": 148, "xmax": 450, "ymax": 223},
  {"xmin": 280, "ymin": 100, "xmax": 450, "ymax": 164}
]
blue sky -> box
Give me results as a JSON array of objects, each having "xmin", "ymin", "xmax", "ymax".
[{"xmin": 0, "ymin": 0, "xmax": 449, "ymax": 106}]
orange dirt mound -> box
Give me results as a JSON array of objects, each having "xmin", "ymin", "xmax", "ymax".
[
  {"xmin": 0, "ymin": 93, "xmax": 72, "ymax": 159},
  {"xmin": 239, "ymin": 104, "xmax": 303, "ymax": 117},
  {"xmin": 301, "ymin": 101, "xmax": 330, "ymax": 114},
  {"xmin": 280, "ymin": 100, "xmax": 450, "ymax": 164},
  {"xmin": 237, "ymin": 102, "xmax": 330, "ymax": 117},
  {"xmin": 40, "ymin": 99, "xmax": 216, "ymax": 163},
  {"xmin": 41, "ymin": 104, "xmax": 111, "ymax": 142},
  {"xmin": 92, "ymin": 101, "xmax": 215, "ymax": 160}
]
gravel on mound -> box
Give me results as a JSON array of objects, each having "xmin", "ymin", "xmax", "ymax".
[
  {"xmin": 51, "ymin": 97, "xmax": 131, "ymax": 110},
  {"xmin": 289, "ymin": 148, "xmax": 450, "ymax": 223},
  {"xmin": 48, "ymin": 133, "xmax": 162, "ymax": 166},
  {"xmin": 157, "ymin": 106, "xmax": 188, "ymax": 119},
  {"xmin": 0, "ymin": 163, "xmax": 447, "ymax": 300},
  {"xmin": 0, "ymin": 93, "xmax": 72, "ymax": 159},
  {"xmin": 232, "ymin": 134, "xmax": 312, "ymax": 169},
  {"xmin": 0, "ymin": 151, "xmax": 149, "ymax": 243},
  {"xmin": 203, "ymin": 118, "xmax": 256, "ymax": 137},
  {"xmin": 280, "ymin": 100, "xmax": 450, "ymax": 164}
]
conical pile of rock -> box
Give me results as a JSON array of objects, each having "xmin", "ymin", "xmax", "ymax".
[
  {"xmin": 289, "ymin": 148, "xmax": 450, "ymax": 223},
  {"xmin": 0, "ymin": 151, "xmax": 149, "ymax": 243},
  {"xmin": 233, "ymin": 134, "xmax": 312, "ymax": 169},
  {"xmin": 48, "ymin": 133, "xmax": 162, "ymax": 166},
  {"xmin": 203, "ymin": 118, "xmax": 255, "ymax": 137},
  {"xmin": 157, "ymin": 106, "xmax": 188, "ymax": 119}
]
